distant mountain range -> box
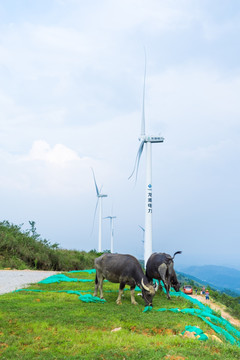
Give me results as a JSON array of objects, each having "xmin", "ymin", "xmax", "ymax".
[{"xmin": 176, "ymin": 265, "xmax": 240, "ymax": 296}]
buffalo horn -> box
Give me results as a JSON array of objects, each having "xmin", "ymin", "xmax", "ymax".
[{"xmin": 141, "ymin": 279, "xmax": 150, "ymax": 292}]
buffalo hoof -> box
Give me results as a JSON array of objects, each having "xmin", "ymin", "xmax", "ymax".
[
  {"xmin": 131, "ymin": 301, "xmax": 138, "ymax": 305},
  {"xmin": 116, "ymin": 300, "xmax": 122, "ymax": 305}
]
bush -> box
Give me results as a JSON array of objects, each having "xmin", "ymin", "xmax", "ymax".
[{"xmin": 0, "ymin": 221, "xmax": 100, "ymax": 271}]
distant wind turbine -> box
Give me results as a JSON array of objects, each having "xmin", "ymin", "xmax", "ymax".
[
  {"xmin": 139, "ymin": 225, "xmax": 145, "ymax": 245},
  {"xmin": 91, "ymin": 168, "xmax": 108, "ymax": 252},
  {"xmin": 129, "ymin": 53, "xmax": 164, "ymax": 268},
  {"xmin": 139, "ymin": 225, "xmax": 145, "ymax": 261},
  {"xmin": 104, "ymin": 215, "xmax": 117, "ymax": 253}
]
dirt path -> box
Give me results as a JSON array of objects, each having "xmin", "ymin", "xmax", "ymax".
[
  {"xmin": 191, "ymin": 294, "xmax": 240, "ymax": 327},
  {"xmin": 0, "ymin": 270, "xmax": 59, "ymax": 295}
]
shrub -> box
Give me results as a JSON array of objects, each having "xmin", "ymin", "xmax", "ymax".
[{"xmin": 0, "ymin": 221, "xmax": 100, "ymax": 271}]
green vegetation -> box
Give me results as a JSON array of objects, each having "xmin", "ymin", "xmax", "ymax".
[
  {"xmin": 1, "ymin": 220, "xmax": 240, "ymax": 358},
  {"xmin": 1, "ymin": 271, "xmax": 240, "ymax": 359},
  {"xmin": 0, "ymin": 221, "xmax": 100, "ymax": 271},
  {"xmin": 177, "ymin": 272, "xmax": 240, "ymax": 320},
  {"xmin": 210, "ymin": 291, "xmax": 240, "ymax": 319}
]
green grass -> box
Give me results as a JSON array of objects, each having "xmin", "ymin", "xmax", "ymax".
[{"xmin": 0, "ymin": 272, "xmax": 240, "ymax": 359}]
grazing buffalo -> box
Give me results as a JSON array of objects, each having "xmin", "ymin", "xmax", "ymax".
[
  {"xmin": 93, "ymin": 253, "xmax": 156, "ymax": 306},
  {"xmin": 146, "ymin": 251, "xmax": 182, "ymax": 300}
]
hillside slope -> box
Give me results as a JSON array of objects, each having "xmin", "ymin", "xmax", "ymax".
[
  {"xmin": 0, "ymin": 221, "xmax": 99, "ymax": 271},
  {"xmin": 1, "ymin": 270, "xmax": 240, "ymax": 359},
  {"xmin": 180, "ymin": 265, "xmax": 240, "ymax": 295},
  {"xmin": 191, "ymin": 293, "xmax": 240, "ymax": 327}
]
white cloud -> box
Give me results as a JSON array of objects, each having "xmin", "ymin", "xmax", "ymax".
[
  {"xmin": 0, "ymin": 1, "xmax": 239, "ymax": 264},
  {"xmin": 147, "ymin": 65, "xmax": 240, "ymax": 144},
  {"xmin": 26, "ymin": 140, "xmax": 80, "ymax": 165},
  {"xmin": 0, "ymin": 141, "xmax": 104, "ymax": 196}
]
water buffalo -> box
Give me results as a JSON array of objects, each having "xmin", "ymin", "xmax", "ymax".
[
  {"xmin": 146, "ymin": 251, "xmax": 182, "ymax": 300},
  {"xmin": 93, "ymin": 253, "xmax": 156, "ymax": 306}
]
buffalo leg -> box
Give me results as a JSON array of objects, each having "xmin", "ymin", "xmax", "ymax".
[
  {"xmin": 93, "ymin": 273, "xmax": 99, "ymax": 297},
  {"xmin": 93, "ymin": 272, "xmax": 104, "ymax": 299},
  {"xmin": 158, "ymin": 264, "xmax": 171, "ymax": 299},
  {"xmin": 130, "ymin": 286, "xmax": 137, "ymax": 305},
  {"xmin": 116, "ymin": 282, "xmax": 125, "ymax": 305}
]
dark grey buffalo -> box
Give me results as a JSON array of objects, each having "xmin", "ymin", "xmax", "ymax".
[
  {"xmin": 146, "ymin": 251, "xmax": 182, "ymax": 300},
  {"xmin": 93, "ymin": 253, "xmax": 156, "ymax": 306}
]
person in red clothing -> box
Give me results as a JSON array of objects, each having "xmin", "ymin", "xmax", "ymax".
[{"xmin": 205, "ymin": 289, "xmax": 209, "ymax": 300}]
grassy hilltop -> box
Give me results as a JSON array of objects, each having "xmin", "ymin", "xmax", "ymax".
[
  {"xmin": 0, "ymin": 270, "xmax": 240, "ymax": 359},
  {"xmin": 1, "ymin": 220, "xmax": 240, "ymax": 359}
]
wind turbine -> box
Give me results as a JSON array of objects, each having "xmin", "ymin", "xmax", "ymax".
[
  {"xmin": 139, "ymin": 225, "xmax": 145, "ymax": 261},
  {"xmin": 91, "ymin": 168, "xmax": 108, "ymax": 252},
  {"xmin": 104, "ymin": 215, "xmax": 117, "ymax": 253},
  {"xmin": 129, "ymin": 55, "xmax": 164, "ymax": 268},
  {"xmin": 139, "ymin": 225, "xmax": 145, "ymax": 246}
]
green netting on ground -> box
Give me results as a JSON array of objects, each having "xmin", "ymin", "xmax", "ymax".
[
  {"xmin": 14, "ymin": 288, "xmax": 106, "ymax": 303},
  {"xmin": 143, "ymin": 306, "xmax": 153, "ymax": 313},
  {"xmin": 142, "ymin": 281, "xmax": 240, "ymax": 347},
  {"xmin": 155, "ymin": 307, "xmax": 240, "ymax": 346},
  {"xmin": 182, "ymin": 325, "xmax": 208, "ymax": 341},
  {"xmin": 39, "ymin": 274, "xmax": 94, "ymax": 284},
  {"xmin": 172, "ymin": 291, "xmax": 214, "ymax": 313},
  {"xmin": 159, "ymin": 280, "xmax": 213, "ymax": 313},
  {"xmin": 12, "ymin": 270, "xmax": 240, "ymax": 347},
  {"xmin": 68, "ymin": 269, "xmax": 96, "ymax": 274}
]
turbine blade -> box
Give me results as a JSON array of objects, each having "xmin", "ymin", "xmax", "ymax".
[
  {"xmin": 139, "ymin": 225, "xmax": 145, "ymax": 232},
  {"xmin": 91, "ymin": 168, "xmax": 99, "ymax": 196},
  {"xmin": 141, "ymin": 49, "xmax": 147, "ymax": 137},
  {"xmin": 128, "ymin": 140, "xmax": 145, "ymax": 181},
  {"xmin": 90, "ymin": 198, "xmax": 99, "ymax": 237}
]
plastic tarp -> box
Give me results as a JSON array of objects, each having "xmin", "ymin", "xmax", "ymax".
[
  {"xmin": 182, "ymin": 325, "xmax": 208, "ymax": 341},
  {"xmin": 68, "ymin": 269, "xmax": 96, "ymax": 274},
  {"xmin": 14, "ymin": 288, "xmax": 106, "ymax": 303},
  {"xmin": 39, "ymin": 274, "xmax": 94, "ymax": 284},
  {"xmin": 147, "ymin": 285, "xmax": 240, "ymax": 347}
]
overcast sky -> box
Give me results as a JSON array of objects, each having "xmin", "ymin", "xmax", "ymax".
[{"xmin": 0, "ymin": 0, "xmax": 240, "ymax": 269}]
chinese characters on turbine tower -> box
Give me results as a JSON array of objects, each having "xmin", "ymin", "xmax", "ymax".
[{"xmin": 147, "ymin": 184, "xmax": 152, "ymax": 213}]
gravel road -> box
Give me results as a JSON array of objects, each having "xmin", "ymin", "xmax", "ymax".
[{"xmin": 0, "ymin": 270, "xmax": 59, "ymax": 295}]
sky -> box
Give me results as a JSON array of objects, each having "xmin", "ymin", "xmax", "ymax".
[{"xmin": 0, "ymin": 0, "xmax": 240, "ymax": 269}]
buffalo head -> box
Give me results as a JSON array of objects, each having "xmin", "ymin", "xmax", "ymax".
[
  {"xmin": 171, "ymin": 278, "xmax": 181, "ymax": 292},
  {"xmin": 140, "ymin": 278, "xmax": 156, "ymax": 306}
]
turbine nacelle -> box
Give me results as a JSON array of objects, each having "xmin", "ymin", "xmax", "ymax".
[{"xmin": 139, "ymin": 135, "xmax": 164, "ymax": 143}]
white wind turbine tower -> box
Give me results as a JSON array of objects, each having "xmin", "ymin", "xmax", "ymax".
[
  {"xmin": 104, "ymin": 214, "xmax": 117, "ymax": 253},
  {"xmin": 91, "ymin": 168, "xmax": 108, "ymax": 252},
  {"xmin": 129, "ymin": 55, "xmax": 164, "ymax": 268}
]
